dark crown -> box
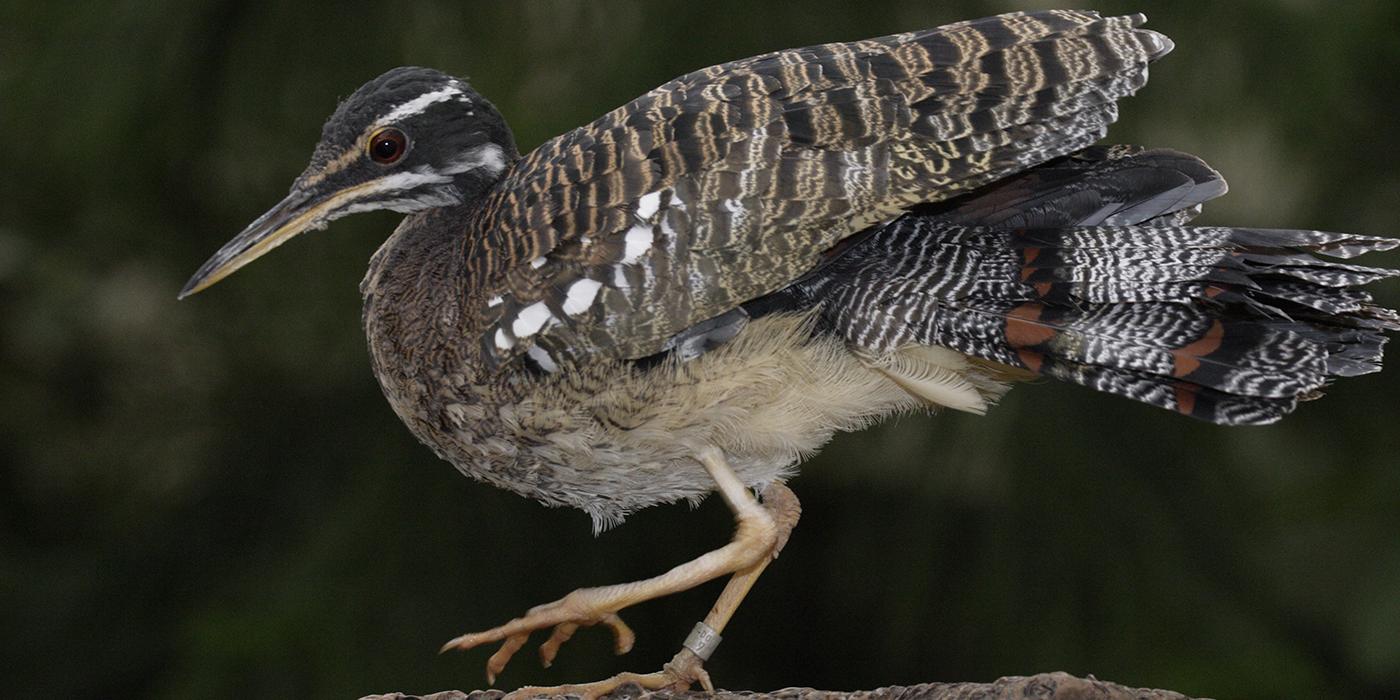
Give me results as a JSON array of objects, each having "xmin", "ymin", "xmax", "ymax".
[{"xmin": 298, "ymin": 67, "xmax": 520, "ymax": 211}]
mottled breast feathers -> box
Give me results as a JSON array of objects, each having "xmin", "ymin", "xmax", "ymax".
[{"xmin": 460, "ymin": 10, "xmax": 1172, "ymax": 371}]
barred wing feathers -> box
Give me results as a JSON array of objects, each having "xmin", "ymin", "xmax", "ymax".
[{"xmin": 466, "ymin": 11, "xmax": 1172, "ymax": 367}]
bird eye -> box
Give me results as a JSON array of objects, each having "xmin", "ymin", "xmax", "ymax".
[{"xmin": 368, "ymin": 127, "xmax": 408, "ymax": 164}]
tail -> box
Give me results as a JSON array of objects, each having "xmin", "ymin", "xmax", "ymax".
[{"xmin": 765, "ymin": 146, "xmax": 1400, "ymax": 425}]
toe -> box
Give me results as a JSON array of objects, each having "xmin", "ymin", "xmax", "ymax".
[
  {"xmin": 538, "ymin": 622, "xmax": 578, "ymax": 667},
  {"xmin": 599, "ymin": 613, "xmax": 635, "ymax": 655},
  {"xmin": 486, "ymin": 633, "xmax": 528, "ymax": 684}
]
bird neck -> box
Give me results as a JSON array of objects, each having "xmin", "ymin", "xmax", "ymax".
[{"xmin": 361, "ymin": 203, "xmax": 484, "ymax": 380}]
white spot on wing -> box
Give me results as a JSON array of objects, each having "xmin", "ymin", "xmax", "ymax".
[
  {"xmin": 622, "ymin": 224, "xmax": 652, "ymax": 264},
  {"xmin": 635, "ymin": 190, "xmax": 661, "ymax": 220},
  {"xmin": 379, "ymin": 86, "xmax": 463, "ymax": 124},
  {"xmin": 562, "ymin": 279, "xmax": 602, "ymax": 315},
  {"xmin": 527, "ymin": 345, "xmax": 559, "ymax": 372},
  {"xmin": 512, "ymin": 301, "xmax": 553, "ymax": 338},
  {"xmin": 487, "ymin": 295, "xmax": 503, "ymax": 307},
  {"xmin": 529, "ymin": 256, "xmax": 547, "ymax": 269},
  {"xmin": 494, "ymin": 328, "xmax": 514, "ymax": 350}
]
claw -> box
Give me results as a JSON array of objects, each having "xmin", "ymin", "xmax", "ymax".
[
  {"xmin": 538, "ymin": 622, "xmax": 576, "ymax": 668},
  {"xmin": 440, "ymin": 629, "xmax": 497, "ymax": 654},
  {"xmin": 486, "ymin": 633, "xmax": 528, "ymax": 684},
  {"xmin": 445, "ymin": 473, "xmax": 798, "ymax": 694},
  {"xmin": 442, "ymin": 602, "xmax": 637, "ymax": 684},
  {"xmin": 445, "ymin": 479, "xmax": 798, "ymax": 687},
  {"xmin": 602, "ymin": 613, "xmax": 635, "ymax": 654}
]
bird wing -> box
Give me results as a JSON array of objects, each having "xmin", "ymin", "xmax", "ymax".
[{"xmin": 465, "ymin": 10, "xmax": 1172, "ymax": 369}]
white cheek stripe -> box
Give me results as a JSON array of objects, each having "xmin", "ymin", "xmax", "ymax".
[
  {"xmin": 378, "ymin": 86, "xmax": 463, "ymax": 125},
  {"xmin": 447, "ymin": 143, "xmax": 507, "ymax": 177},
  {"xmin": 562, "ymin": 278, "xmax": 602, "ymax": 315},
  {"xmin": 372, "ymin": 168, "xmax": 454, "ymax": 193}
]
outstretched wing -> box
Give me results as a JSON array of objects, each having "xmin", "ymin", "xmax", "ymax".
[{"xmin": 463, "ymin": 10, "xmax": 1172, "ymax": 368}]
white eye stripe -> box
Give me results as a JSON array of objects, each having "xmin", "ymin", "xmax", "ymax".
[
  {"xmin": 378, "ymin": 86, "xmax": 463, "ymax": 125},
  {"xmin": 344, "ymin": 145, "xmax": 501, "ymax": 208}
]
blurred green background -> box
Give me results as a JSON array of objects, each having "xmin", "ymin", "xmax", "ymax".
[{"xmin": 3, "ymin": 1, "xmax": 1399, "ymax": 698}]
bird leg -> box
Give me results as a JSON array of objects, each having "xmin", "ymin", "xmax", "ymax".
[
  {"xmin": 504, "ymin": 482, "xmax": 802, "ymax": 699},
  {"xmin": 441, "ymin": 447, "xmax": 801, "ymax": 696}
]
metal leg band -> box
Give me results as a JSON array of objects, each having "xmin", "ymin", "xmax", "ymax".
[{"xmin": 683, "ymin": 621, "xmax": 722, "ymax": 660}]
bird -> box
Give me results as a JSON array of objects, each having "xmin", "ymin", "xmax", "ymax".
[{"xmin": 180, "ymin": 10, "xmax": 1397, "ymax": 698}]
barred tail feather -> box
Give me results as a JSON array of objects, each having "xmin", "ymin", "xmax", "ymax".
[{"xmin": 783, "ymin": 146, "xmax": 1399, "ymax": 425}]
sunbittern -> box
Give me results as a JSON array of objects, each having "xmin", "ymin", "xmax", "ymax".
[{"xmin": 182, "ymin": 10, "xmax": 1398, "ymax": 698}]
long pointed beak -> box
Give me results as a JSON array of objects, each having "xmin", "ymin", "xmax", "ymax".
[
  {"xmin": 180, "ymin": 167, "xmax": 452, "ymax": 298},
  {"xmin": 179, "ymin": 188, "xmax": 328, "ymax": 299},
  {"xmin": 186, "ymin": 163, "xmax": 392, "ymax": 301}
]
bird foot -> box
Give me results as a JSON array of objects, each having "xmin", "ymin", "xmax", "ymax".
[
  {"xmin": 502, "ymin": 648, "xmax": 711, "ymax": 699},
  {"xmin": 442, "ymin": 461, "xmax": 799, "ymax": 689},
  {"xmin": 441, "ymin": 592, "xmax": 636, "ymax": 684}
]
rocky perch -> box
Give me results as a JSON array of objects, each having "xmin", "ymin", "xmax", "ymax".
[{"xmin": 360, "ymin": 671, "xmax": 1205, "ymax": 700}]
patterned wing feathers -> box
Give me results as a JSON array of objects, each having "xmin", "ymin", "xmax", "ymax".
[{"xmin": 469, "ymin": 11, "xmax": 1170, "ymax": 366}]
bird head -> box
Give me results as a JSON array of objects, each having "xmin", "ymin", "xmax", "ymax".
[{"xmin": 180, "ymin": 67, "xmax": 517, "ymax": 298}]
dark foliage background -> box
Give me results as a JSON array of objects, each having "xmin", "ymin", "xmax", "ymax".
[{"xmin": 3, "ymin": 1, "xmax": 1399, "ymax": 698}]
